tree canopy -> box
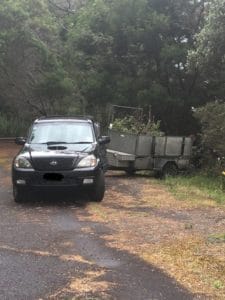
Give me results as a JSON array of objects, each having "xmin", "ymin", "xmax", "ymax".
[
  {"xmin": 188, "ymin": 0, "xmax": 225, "ymax": 101},
  {"xmin": 66, "ymin": 0, "xmax": 206, "ymax": 134},
  {"xmin": 0, "ymin": 0, "xmax": 73, "ymax": 119},
  {"xmin": 0, "ymin": 0, "xmax": 224, "ymax": 151}
]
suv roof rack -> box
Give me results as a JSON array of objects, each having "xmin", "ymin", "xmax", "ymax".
[{"xmin": 36, "ymin": 115, "xmax": 94, "ymax": 121}]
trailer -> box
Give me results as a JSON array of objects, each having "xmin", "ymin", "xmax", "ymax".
[{"xmin": 107, "ymin": 130, "xmax": 192, "ymax": 176}]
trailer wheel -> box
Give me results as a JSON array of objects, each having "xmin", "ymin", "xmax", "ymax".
[
  {"xmin": 154, "ymin": 171, "xmax": 163, "ymax": 179},
  {"xmin": 162, "ymin": 162, "xmax": 178, "ymax": 177},
  {"xmin": 125, "ymin": 169, "xmax": 136, "ymax": 176}
]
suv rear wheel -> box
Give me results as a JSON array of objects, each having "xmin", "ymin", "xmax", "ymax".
[{"xmin": 90, "ymin": 170, "xmax": 105, "ymax": 202}]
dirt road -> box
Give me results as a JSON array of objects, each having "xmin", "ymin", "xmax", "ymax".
[{"xmin": 0, "ymin": 142, "xmax": 197, "ymax": 300}]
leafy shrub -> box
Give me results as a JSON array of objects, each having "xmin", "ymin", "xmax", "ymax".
[
  {"xmin": 195, "ymin": 102, "xmax": 225, "ymax": 157},
  {"xmin": 111, "ymin": 116, "xmax": 164, "ymax": 136},
  {"xmin": 194, "ymin": 101, "xmax": 225, "ymax": 172}
]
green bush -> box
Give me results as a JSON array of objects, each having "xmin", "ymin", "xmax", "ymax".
[
  {"xmin": 0, "ymin": 114, "xmax": 29, "ymax": 137},
  {"xmin": 193, "ymin": 102, "xmax": 225, "ymax": 173},
  {"xmin": 111, "ymin": 116, "xmax": 164, "ymax": 136}
]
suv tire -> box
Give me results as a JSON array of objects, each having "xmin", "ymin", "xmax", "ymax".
[
  {"xmin": 13, "ymin": 185, "xmax": 25, "ymax": 203},
  {"xmin": 90, "ymin": 170, "xmax": 105, "ymax": 202}
]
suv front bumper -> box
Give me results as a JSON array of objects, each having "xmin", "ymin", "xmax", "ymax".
[{"xmin": 12, "ymin": 167, "xmax": 101, "ymax": 189}]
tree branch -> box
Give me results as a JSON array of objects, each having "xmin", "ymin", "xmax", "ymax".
[{"xmin": 48, "ymin": 0, "xmax": 76, "ymax": 14}]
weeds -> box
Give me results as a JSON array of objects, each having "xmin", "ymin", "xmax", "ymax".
[
  {"xmin": 164, "ymin": 174, "xmax": 225, "ymax": 204},
  {"xmin": 213, "ymin": 280, "xmax": 224, "ymax": 290}
]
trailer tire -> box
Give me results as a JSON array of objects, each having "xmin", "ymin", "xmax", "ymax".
[
  {"xmin": 162, "ymin": 162, "xmax": 178, "ymax": 177},
  {"xmin": 125, "ymin": 169, "xmax": 136, "ymax": 176},
  {"xmin": 154, "ymin": 171, "xmax": 164, "ymax": 179}
]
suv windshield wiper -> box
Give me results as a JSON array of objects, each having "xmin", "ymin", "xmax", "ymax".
[{"xmin": 71, "ymin": 142, "xmax": 93, "ymax": 144}]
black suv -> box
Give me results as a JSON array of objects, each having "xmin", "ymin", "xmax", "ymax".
[{"xmin": 12, "ymin": 116, "xmax": 110, "ymax": 203}]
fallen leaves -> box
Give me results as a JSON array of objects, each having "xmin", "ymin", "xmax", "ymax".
[
  {"xmin": 142, "ymin": 236, "xmax": 225, "ymax": 298},
  {"xmin": 0, "ymin": 142, "xmax": 20, "ymax": 172},
  {"xmin": 83, "ymin": 172, "xmax": 225, "ymax": 299}
]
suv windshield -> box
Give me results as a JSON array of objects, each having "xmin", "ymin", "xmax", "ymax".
[{"xmin": 28, "ymin": 122, "xmax": 94, "ymax": 144}]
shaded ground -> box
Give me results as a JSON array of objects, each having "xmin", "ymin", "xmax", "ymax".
[{"xmin": 0, "ymin": 142, "xmax": 224, "ymax": 299}]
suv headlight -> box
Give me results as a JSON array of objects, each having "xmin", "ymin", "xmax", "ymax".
[
  {"xmin": 77, "ymin": 155, "xmax": 98, "ymax": 168},
  {"xmin": 14, "ymin": 156, "xmax": 32, "ymax": 169}
]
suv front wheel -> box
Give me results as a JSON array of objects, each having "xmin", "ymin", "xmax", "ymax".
[
  {"xmin": 90, "ymin": 170, "xmax": 105, "ymax": 202},
  {"xmin": 13, "ymin": 185, "xmax": 25, "ymax": 203}
]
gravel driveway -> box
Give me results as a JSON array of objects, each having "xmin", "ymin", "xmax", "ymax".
[{"xmin": 0, "ymin": 142, "xmax": 194, "ymax": 300}]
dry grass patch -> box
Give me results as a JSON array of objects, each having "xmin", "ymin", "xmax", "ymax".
[
  {"xmin": 142, "ymin": 236, "xmax": 225, "ymax": 299},
  {"xmin": 143, "ymin": 178, "xmax": 218, "ymax": 209},
  {"xmin": 69, "ymin": 270, "xmax": 109, "ymax": 293},
  {"xmin": 0, "ymin": 143, "xmax": 21, "ymax": 187},
  {"xmin": 60, "ymin": 254, "xmax": 94, "ymax": 265},
  {"xmin": 82, "ymin": 174, "xmax": 225, "ymax": 298},
  {"xmin": 0, "ymin": 158, "xmax": 12, "ymax": 172},
  {"xmin": 0, "ymin": 142, "xmax": 20, "ymax": 172},
  {"xmin": 50, "ymin": 270, "xmax": 113, "ymax": 299},
  {"xmin": 0, "ymin": 174, "xmax": 11, "ymax": 187}
]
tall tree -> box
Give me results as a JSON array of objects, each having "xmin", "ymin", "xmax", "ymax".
[
  {"xmin": 188, "ymin": 0, "xmax": 225, "ymax": 102},
  {"xmin": 66, "ymin": 0, "xmax": 206, "ymax": 134},
  {"xmin": 0, "ymin": 0, "xmax": 73, "ymax": 119}
]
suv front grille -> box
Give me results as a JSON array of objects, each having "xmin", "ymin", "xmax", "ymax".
[
  {"xmin": 32, "ymin": 174, "xmax": 82, "ymax": 186},
  {"xmin": 32, "ymin": 157, "xmax": 77, "ymax": 171}
]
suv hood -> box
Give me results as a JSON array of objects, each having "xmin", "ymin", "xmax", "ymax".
[{"xmin": 26, "ymin": 143, "xmax": 95, "ymax": 171}]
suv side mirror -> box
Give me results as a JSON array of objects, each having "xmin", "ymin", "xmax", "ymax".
[
  {"xmin": 98, "ymin": 136, "xmax": 110, "ymax": 145},
  {"xmin": 94, "ymin": 122, "xmax": 101, "ymax": 138},
  {"xmin": 15, "ymin": 137, "xmax": 26, "ymax": 145}
]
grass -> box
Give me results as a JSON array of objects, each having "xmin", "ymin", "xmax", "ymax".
[{"xmin": 164, "ymin": 174, "xmax": 225, "ymax": 204}]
